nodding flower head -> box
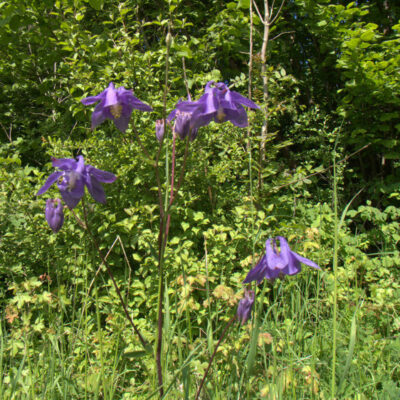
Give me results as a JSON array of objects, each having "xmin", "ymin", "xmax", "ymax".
[
  {"xmin": 155, "ymin": 119, "xmax": 165, "ymax": 142},
  {"xmin": 243, "ymin": 236, "xmax": 321, "ymax": 284},
  {"xmin": 45, "ymin": 198, "xmax": 64, "ymax": 233},
  {"xmin": 36, "ymin": 156, "xmax": 117, "ymax": 209},
  {"xmin": 81, "ymin": 82, "xmax": 152, "ymax": 132},
  {"xmin": 236, "ymin": 289, "xmax": 255, "ymax": 325},
  {"xmin": 175, "ymin": 80, "xmax": 260, "ymax": 130},
  {"xmin": 160, "ymin": 99, "xmax": 199, "ymax": 142}
]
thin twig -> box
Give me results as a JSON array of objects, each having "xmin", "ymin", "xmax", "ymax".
[
  {"xmin": 270, "ymin": 0, "xmax": 286, "ymax": 25},
  {"xmin": 194, "ymin": 316, "xmax": 236, "ymax": 400},
  {"xmin": 70, "ymin": 208, "xmax": 86, "ymax": 229},
  {"xmin": 131, "ymin": 122, "xmax": 154, "ymax": 161},
  {"xmin": 270, "ymin": 30, "xmax": 295, "ymax": 41},
  {"xmin": 0, "ymin": 122, "xmax": 12, "ymax": 142},
  {"xmin": 87, "ymin": 235, "xmax": 119, "ymax": 295},
  {"xmin": 272, "ymin": 143, "xmax": 371, "ymax": 191},
  {"xmin": 81, "ymin": 197, "xmax": 149, "ymax": 350},
  {"xmin": 252, "ymin": 0, "xmax": 264, "ymax": 23}
]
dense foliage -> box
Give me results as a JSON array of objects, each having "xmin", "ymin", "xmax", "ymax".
[{"xmin": 1, "ymin": 0, "xmax": 400, "ymax": 398}]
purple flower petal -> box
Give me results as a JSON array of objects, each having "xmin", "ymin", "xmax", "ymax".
[
  {"xmin": 60, "ymin": 189, "xmax": 82, "ymax": 209},
  {"xmin": 167, "ymin": 108, "xmax": 177, "ymax": 121},
  {"xmin": 174, "ymin": 111, "xmax": 192, "ymax": 139},
  {"xmin": 223, "ymin": 107, "xmax": 248, "ymax": 127},
  {"xmin": 291, "ymin": 252, "xmax": 321, "ymax": 270},
  {"xmin": 87, "ymin": 166, "xmax": 117, "ymax": 183},
  {"xmin": 266, "ymin": 237, "xmax": 289, "ymax": 272},
  {"xmin": 189, "ymin": 127, "xmax": 199, "ymax": 141},
  {"xmin": 177, "ymin": 81, "xmax": 259, "ymax": 130},
  {"xmin": 113, "ymin": 112, "xmax": 131, "ymax": 132},
  {"xmin": 190, "ymin": 107, "xmax": 214, "ymax": 129},
  {"xmin": 104, "ymin": 82, "xmax": 118, "ymax": 107},
  {"xmin": 85, "ymin": 176, "xmax": 106, "ymax": 204},
  {"xmin": 226, "ymin": 90, "xmax": 260, "ymax": 109},
  {"xmin": 243, "ymin": 255, "xmax": 268, "ymax": 284},
  {"xmin": 81, "ymin": 94, "xmax": 104, "ymax": 106},
  {"xmin": 285, "ymin": 252, "xmax": 302, "ymax": 275},
  {"xmin": 36, "ymin": 171, "xmax": 62, "ymax": 196},
  {"xmin": 202, "ymin": 92, "xmax": 219, "ymax": 115},
  {"xmin": 175, "ymin": 100, "xmax": 201, "ymax": 113},
  {"xmin": 91, "ymin": 105, "xmax": 109, "ymax": 129},
  {"xmin": 52, "ymin": 158, "xmax": 77, "ymax": 170}
]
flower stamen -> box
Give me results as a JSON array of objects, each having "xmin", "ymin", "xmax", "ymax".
[
  {"xmin": 110, "ymin": 104, "xmax": 123, "ymax": 119},
  {"xmin": 216, "ymin": 106, "xmax": 226, "ymax": 122}
]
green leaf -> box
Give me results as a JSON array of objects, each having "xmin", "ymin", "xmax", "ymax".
[
  {"xmin": 88, "ymin": 0, "xmax": 103, "ymax": 10},
  {"xmin": 237, "ymin": 0, "xmax": 250, "ymax": 9}
]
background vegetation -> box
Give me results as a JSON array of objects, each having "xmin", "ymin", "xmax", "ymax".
[{"xmin": 1, "ymin": 0, "xmax": 400, "ymax": 398}]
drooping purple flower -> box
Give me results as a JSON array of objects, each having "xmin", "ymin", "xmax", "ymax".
[
  {"xmin": 36, "ymin": 156, "xmax": 117, "ymax": 209},
  {"xmin": 168, "ymin": 99, "xmax": 199, "ymax": 141},
  {"xmin": 155, "ymin": 119, "xmax": 165, "ymax": 142},
  {"xmin": 45, "ymin": 198, "xmax": 64, "ymax": 233},
  {"xmin": 176, "ymin": 81, "xmax": 260, "ymax": 130},
  {"xmin": 237, "ymin": 289, "xmax": 255, "ymax": 324},
  {"xmin": 155, "ymin": 99, "xmax": 199, "ymax": 142},
  {"xmin": 243, "ymin": 236, "xmax": 321, "ymax": 284},
  {"xmin": 81, "ymin": 82, "xmax": 152, "ymax": 132},
  {"xmin": 173, "ymin": 110, "xmax": 199, "ymax": 141}
]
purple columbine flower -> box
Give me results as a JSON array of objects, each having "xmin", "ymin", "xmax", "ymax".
[
  {"xmin": 155, "ymin": 99, "xmax": 199, "ymax": 142},
  {"xmin": 243, "ymin": 236, "xmax": 321, "ymax": 284},
  {"xmin": 172, "ymin": 110, "xmax": 199, "ymax": 141},
  {"xmin": 155, "ymin": 119, "xmax": 165, "ymax": 142},
  {"xmin": 81, "ymin": 82, "xmax": 152, "ymax": 132},
  {"xmin": 36, "ymin": 156, "xmax": 117, "ymax": 209},
  {"xmin": 175, "ymin": 81, "xmax": 260, "ymax": 129},
  {"xmin": 45, "ymin": 198, "xmax": 64, "ymax": 233},
  {"xmin": 237, "ymin": 289, "xmax": 255, "ymax": 324}
]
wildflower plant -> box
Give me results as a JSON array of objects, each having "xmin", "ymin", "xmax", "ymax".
[{"xmin": 35, "ymin": 38, "xmax": 323, "ymax": 399}]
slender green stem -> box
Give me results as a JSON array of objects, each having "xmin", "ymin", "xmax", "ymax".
[
  {"xmin": 331, "ymin": 138, "xmax": 339, "ymax": 398},
  {"xmin": 155, "ymin": 22, "xmax": 172, "ymax": 398},
  {"xmin": 168, "ymin": 137, "xmax": 190, "ymax": 213},
  {"xmin": 164, "ymin": 134, "xmax": 176, "ymax": 244}
]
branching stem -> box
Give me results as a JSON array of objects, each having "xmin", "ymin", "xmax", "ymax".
[
  {"xmin": 81, "ymin": 197, "xmax": 149, "ymax": 351},
  {"xmin": 195, "ymin": 316, "xmax": 236, "ymax": 400}
]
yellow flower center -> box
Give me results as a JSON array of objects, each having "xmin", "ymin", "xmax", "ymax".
[
  {"xmin": 216, "ymin": 106, "xmax": 226, "ymax": 122},
  {"xmin": 110, "ymin": 104, "xmax": 123, "ymax": 119}
]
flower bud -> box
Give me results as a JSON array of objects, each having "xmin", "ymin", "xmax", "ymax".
[
  {"xmin": 174, "ymin": 111, "xmax": 191, "ymax": 139},
  {"xmin": 45, "ymin": 198, "xmax": 64, "ymax": 233},
  {"xmin": 166, "ymin": 32, "xmax": 172, "ymax": 47},
  {"xmin": 237, "ymin": 289, "xmax": 255, "ymax": 324},
  {"xmin": 155, "ymin": 119, "xmax": 165, "ymax": 142}
]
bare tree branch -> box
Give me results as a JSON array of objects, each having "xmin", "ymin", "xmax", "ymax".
[
  {"xmin": 252, "ymin": 0, "xmax": 265, "ymax": 24},
  {"xmin": 271, "ymin": 30, "xmax": 295, "ymax": 41},
  {"xmin": 270, "ymin": 0, "xmax": 286, "ymax": 25}
]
